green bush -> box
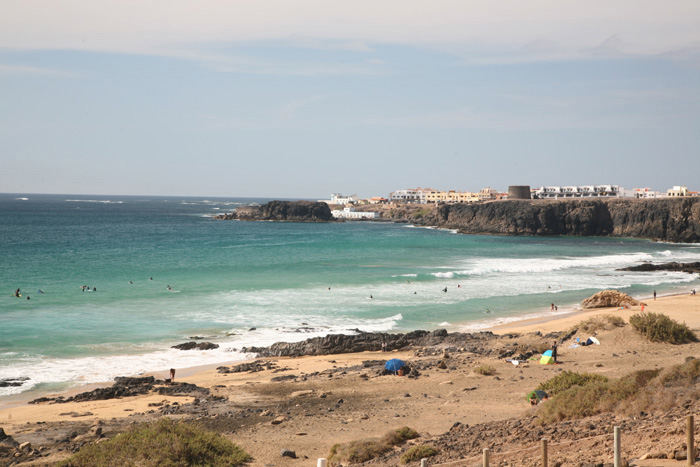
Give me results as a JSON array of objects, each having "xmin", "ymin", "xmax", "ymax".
[
  {"xmin": 536, "ymin": 362, "xmax": 700, "ymax": 423},
  {"xmin": 570, "ymin": 314, "xmax": 625, "ymax": 334},
  {"xmin": 329, "ymin": 427, "xmax": 420, "ymax": 466},
  {"xmin": 401, "ymin": 445, "xmax": 438, "ymax": 464},
  {"xmin": 329, "ymin": 440, "xmax": 388, "ymax": 465},
  {"xmin": 474, "ymin": 364, "xmax": 496, "ymax": 376},
  {"xmin": 536, "ymin": 371, "xmax": 608, "ymax": 396},
  {"xmin": 412, "ymin": 208, "xmax": 431, "ymax": 219},
  {"xmin": 629, "ymin": 312, "xmax": 698, "ymax": 344},
  {"xmin": 383, "ymin": 426, "xmax": 419, "ymax": 446},
  {"xmin": 58, "ymin": 418, "xmax": 250, "ymax": 467}
]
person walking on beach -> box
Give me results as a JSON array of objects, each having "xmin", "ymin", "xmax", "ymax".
[
  {"xmin": 653, "ymin": 290, "xmax": 657, "ymax": 300},
  {"xmin": 169, "ymin": 368, "xmax": 176, "ymax": 381},
  {"xmin": 552, "ymin": 341, "xmax": 558, "ymax": 363}
]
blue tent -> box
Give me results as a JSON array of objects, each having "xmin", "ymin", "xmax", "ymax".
[
  {"xmin": 543, "ymin": 350, "xmax": 553, "ymax": 357},
  {"xmin": 385, "ymin": 358, "xmax": 405, "ymax": 372}
]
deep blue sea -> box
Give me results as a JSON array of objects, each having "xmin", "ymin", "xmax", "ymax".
[{"xmin": 2, "ymin": 193, "xmax": 699, "ymax": 399}]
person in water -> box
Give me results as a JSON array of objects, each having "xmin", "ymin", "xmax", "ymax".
[{"xmin": 15, "ymin": 288, "xmax": 21, "ymax": 297}]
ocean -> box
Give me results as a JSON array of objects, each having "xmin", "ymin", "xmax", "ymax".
[{"xmin": 2, "ymin": 193, "xmax": 699, "ymax": 400}]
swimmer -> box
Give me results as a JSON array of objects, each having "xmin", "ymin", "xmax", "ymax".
[
  {"xmin": 443, "ymin": 287, "xmax": 447, "ymax": 293},
  {"xmin": 129, "ymin": 281, "xmax": 133, "ymax": 285},
  {"xmin": 14, "ymin": 288, "xmax": 21, "ymax": 297},
  {"xmin": 486, "ymin": 308, "xmax": 491, "ymax": 313},
  {"xmin": 37, "ymin": 290, "xmax": 44, "ymax": 294},
  {"xmin": 93, "ymin": 287, "xmax": 96, "ymax": 292},
  {"xmin": 150, "ymin": 277, "xmax": 153, "ymax": 281},
  {"xmin": 369, "ymin": 295, "xmax": 373, "ymax": 299},
  {"xmin": 26, "ymin": 296, "xmax": 30, "ymax": 300}
]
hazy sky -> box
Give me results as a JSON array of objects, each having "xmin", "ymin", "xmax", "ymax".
[{"xmin": 1, "ymin": 1, "xmax": 699, "ymax": 198}]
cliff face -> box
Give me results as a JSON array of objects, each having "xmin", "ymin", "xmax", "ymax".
[
  {"xmin": 420, "ymin": 198, "xmax": 700, "ymax": 243},
  {"xmin": 216, "ymin": 200, "xmax": 334, "ymax": 222}
]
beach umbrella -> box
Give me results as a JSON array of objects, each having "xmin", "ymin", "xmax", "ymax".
[{"xmin": 385, "ymin": 358, "xmax": 405, "ymax": 372}]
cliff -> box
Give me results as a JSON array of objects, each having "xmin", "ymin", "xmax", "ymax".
[
  {"xmin": 419, "ymin": 198, "xmax": 700, "ymax": 243},
  {"xmin": 215, "ymin": 200, "xmax": 334, "ymax": 222}
]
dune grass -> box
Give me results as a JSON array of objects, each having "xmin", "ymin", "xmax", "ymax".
[
  {"xmin": 629, "ymin": 312, "xmax": 698, "ymax": 344},
  {"xmin": 329, "ymin": 426, "xmax": 419, "ymax": 466},
  {"xmin": 536, "ymin": 359, "xmax": 700, "ymax": 424},
  {"xmin": 401, "ymin": 445, "xmax": 438, "ymax": 464},
  {"xmin": 58, "ymin": 418, "xmax": 250, "ymax": 467}
]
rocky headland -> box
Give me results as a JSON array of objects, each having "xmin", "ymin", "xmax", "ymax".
[
  {"xmin": 214, "ymin": 200, "xmax": 334, "ymax": 222},
  {"xmin": 418, "ymin": 197, "xmax": 700, "ymax": 243}
]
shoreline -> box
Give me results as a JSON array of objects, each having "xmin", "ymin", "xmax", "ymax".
[
  {"xmin": 2, "ymin": 291, "xmax": 700, "ymax": 465},
  {"xmin": 2, "ymin": 289, "xmax": 697, "ymax": 414}
]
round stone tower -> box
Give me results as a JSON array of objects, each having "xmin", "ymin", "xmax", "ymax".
[{"xmin": 508, "ymin": 185, "xmax": 531, "ymax": 200}]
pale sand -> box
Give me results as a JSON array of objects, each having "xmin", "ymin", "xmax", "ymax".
[{"xmin": 2, "ymin": 292, "xmax": 700, "ymax": 465}]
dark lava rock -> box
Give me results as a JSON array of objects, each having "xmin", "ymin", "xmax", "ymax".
[
  {"xmin": 0, "ymin": 377, "xmax": 29, "ymax": 388},
  {"xmin": 216, "ymin": 200, "xmax": 334, "ymax": 222},
  {"xmin": 171, "ymin": 342, "xmax": 220, "ymax": 351},
  {"xmin": 618, "ymin": 261, "xmax": 700, "ymax": 273},
  {"xmin": 241, "ymin": 329, "xmax": 497, "ymax": 358}
]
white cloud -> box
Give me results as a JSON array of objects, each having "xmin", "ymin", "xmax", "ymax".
[
  {"xmin": 1, "ymin": 0, "xmax": 698, "ymax": 59},
  {"xmin": 0, "ymin": 63, "xmax": 73, "ymax": 76}
]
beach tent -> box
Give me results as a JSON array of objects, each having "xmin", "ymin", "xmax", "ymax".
[
  {"xmin": 542, "ymin": 350, "xmax": 553, "ymax": 357},
  {"xmin": 539, "ymin": 354, "xmax": 555, "ymax": 365},
  {"xmin": 385, "ymin": 358, "xmax": 405, "ymax": 373},
  {"xmin": 582, "ymin": 336, "xmax": 600, "ymax": 346},
  {"xmin": 526, "ymin": 390, "xmax": 549, "ymax": 403}
]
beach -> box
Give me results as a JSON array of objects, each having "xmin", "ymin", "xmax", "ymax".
[{"xmin": 3, "ymin": 291, "xmax": 700, "ymax": 466}]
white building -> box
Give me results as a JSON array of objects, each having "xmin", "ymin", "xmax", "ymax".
[
  {"xmin": 389, "ymin": 187, "xmax": 433, "ymax": 204},
  {"xmin": 633, "ymin": 187, "xmax": 663, "ymax": 198},
  {"xmin": 533, "ymin": 185, "xmax": 627, "ymax": 199},
  {"xmin": 332, "ymin": 207, "xmax": 380, "ymax": 219},
  {"xmin": 667, "ymin": 186, "xmax": 689, "ymax": 197},
  {"xmin": 319, "ymin": 193, "xmax": 358, "ymax": 205}
]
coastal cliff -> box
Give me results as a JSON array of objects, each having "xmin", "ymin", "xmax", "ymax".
[
  {"xmin": 419, "ymin": 198, "xmax": 700, "ymax": 243},
  {"xmin": 215, "ymin": 200, "xmax": 334, "ymax": 222}
]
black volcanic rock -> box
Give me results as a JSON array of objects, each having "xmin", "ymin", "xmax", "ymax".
[
  {"xmin": 419, "ymin": 198, "xmax": 700, "ymax": 243},
  {"xmin": 241, "ymin": 329, "xmax": 497, "ymax": 358},
  {"xmin": 215, "ymin": 200, "xmax": 334, "ymax": 222},
  {"xmin": 618, "ymin": 262, "xmax": 700, "ymax": 273},
  {"xmin": 172, "ymin": 342, "xmax": 220, "ymax": 351}
]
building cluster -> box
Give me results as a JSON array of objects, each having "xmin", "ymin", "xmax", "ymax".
[{"xmin": 320, "ymin": 185, "xmax": 697, "ymax": 210}]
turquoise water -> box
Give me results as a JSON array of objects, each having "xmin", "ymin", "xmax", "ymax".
[{"xmin": 2, "ymin": 193, "xmax": 700, "ymax": 398}]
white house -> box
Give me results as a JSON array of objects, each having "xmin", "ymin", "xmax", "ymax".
[
  {"xmin": 319, "ymin": 193, "xmax": 358, "ymax": 205},
  {"xmin": 332, "ymin": 207, "xmax": 380, "ymax": 219}
]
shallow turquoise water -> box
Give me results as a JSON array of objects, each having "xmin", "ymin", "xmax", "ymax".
[{"xmin": 1, "ymin": 193, "xmax": 699, "ymax": 397}]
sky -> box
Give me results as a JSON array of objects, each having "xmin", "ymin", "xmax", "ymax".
[{"xmin": 1, "ymin": 1, "xmax": 699, "ymax": 199}]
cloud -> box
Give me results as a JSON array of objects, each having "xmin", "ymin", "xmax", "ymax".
[
  {"xmin": 0, "ymin": 63, "xmax": 73, "ymax": 76},
  {"xmin": 277, "ymin": 95, "xmax": 327, "ymax": 121},
  {"xmin": 1, "ymin": 1, "xmax": 698, "ymax": 61}
]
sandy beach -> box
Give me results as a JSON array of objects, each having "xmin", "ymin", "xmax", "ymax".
[{"xmin": 2, "ymin": 291, "xmax": 700, "ymax": 466}]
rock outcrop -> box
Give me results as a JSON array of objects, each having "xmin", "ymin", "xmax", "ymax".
[
  {"xmin": 419, "ymin": 198, "xmax": 700, "ymax": 243},
  {"xmin": 619, "ymin": 262, "xmax": 700, "ymax": 274},
  {"xmin": 241, "ymin": 329, "xmax": 499, "ymax": 358},
  {"xmin": 581, "ymin": 290, "xmax": 640, "ymax": 309},
  {"xmin": 171, "ymin": 341, "xmax": 220, "ymax": 351},
  {"xmin": 215, "ymin": 200, "xmax": 334, "ymax": 222}
]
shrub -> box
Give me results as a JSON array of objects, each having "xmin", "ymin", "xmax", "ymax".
[
  {"xmin": 383, "ymin": 426, "xmax": 419, "ymax": 446},
  {"xmin": 329, "ymin": 440, "xmax": 389, "ymax": 465},
  {"xmin": 629, "ymin": 312, "xmax": 698, "ymax": 344},
  {"xmin": 571, "ymin": 315, "xmax": 625, "ymax": 334},
  {"xmin": 474, "ymin": 364, "xmax": 496, "ymax": 376},
  {"xmin": 536, "ymin": 371, "xmax": 608, "ymax": 396},
  {"xmin": 401, "ymin": 445, "xmax": 438, "ymax": 464},
  {"xmin": 58, "ymin": 418, "xmax": 250, "ymax": 467},
  {"xmin": 329, "ymin": 427, "xmax": 420, "ymax": 465}
]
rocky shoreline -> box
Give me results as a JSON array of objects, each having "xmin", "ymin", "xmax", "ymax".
[{"xmin": 215, "ymin": 198, "xmax": 700, "ymax": 243}]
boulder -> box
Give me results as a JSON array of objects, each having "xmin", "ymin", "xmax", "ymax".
[
  {"xmin": 581, "ymin": 290, "xmax": 640, "ymax": 309},
  {"xmin": 171, "ymin": 342, "xmax": 219, "ymax": 351}
]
